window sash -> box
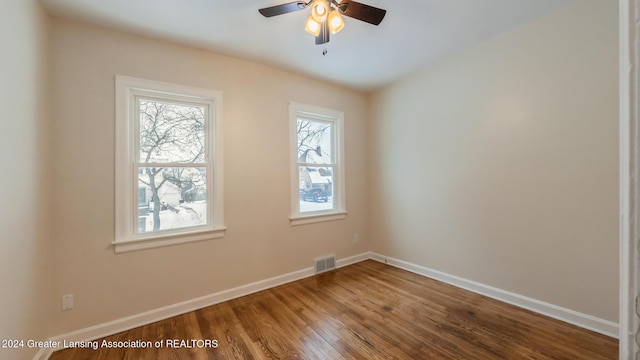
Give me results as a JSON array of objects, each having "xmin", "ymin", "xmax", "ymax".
[
  {"xmin": 133, "ymin": 164, "xmax": 212, "ymax": 236},
  {"xmin": 134, "ymin": 95, "xmax": 211, "ymax": 164},
  {"xmin": 296, "ymin": 117, "xmax": 335, "ymax": 165}
]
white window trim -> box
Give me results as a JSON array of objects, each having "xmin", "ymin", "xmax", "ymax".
[
  {"xmin": 114, "ymin": 75, "xmax": 225, "ymax": 253},
  {"xmin": 289, "ymin": 102, "xmax": 346, "ymax": 226}
]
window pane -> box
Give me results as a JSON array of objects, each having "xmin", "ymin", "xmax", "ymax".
[
  {"xmin": 139, "ymin": 99, "xmax": 206, "ymax": 163},
  {"xmin": 137, "ymin": 166, "xmax": 207, "ymax": 233},
  {"xmin": 297, "ymin": 119, "xmax": 332, "ymax": 164},
  {"xmin": 299, "ymin": 166, "xmax": 334, "ymax": 213}
]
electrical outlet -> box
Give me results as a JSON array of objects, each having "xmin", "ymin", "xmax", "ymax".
[
  {"xmin": 353, "ymin": 233, "xmax": 359, "ymax": 244},
  {"xmin": 62, "ymin": 294, "xmax": 73, "ymax": 311}
]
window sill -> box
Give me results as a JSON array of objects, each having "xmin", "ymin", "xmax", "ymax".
[
  {"xmin": 113, "ymin": 227, "xmax": 226, "ymax": 253},
  {"xmin": 290, "ymin": 211, "xmax": 347, "ymax": 226}
]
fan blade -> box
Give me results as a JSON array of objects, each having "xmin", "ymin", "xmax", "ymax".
[
  {"xmin": 337, "ymin": 0, "xmax": 386, "ymax": 25},
  {"xmin": 259, "ymin": 1, "xmax": 308, "ymax": 17}
]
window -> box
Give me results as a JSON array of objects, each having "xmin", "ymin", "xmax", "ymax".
[
  {"xmin": 114, "ymin": 76, "xmax": 224, "ymax": 253},
  {"xmin": 289, "ymin": 102, "xmax": 346, "ymax": 225}
]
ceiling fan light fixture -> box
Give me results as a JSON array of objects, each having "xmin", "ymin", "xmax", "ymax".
[
  {"xmin": 259, "ymin": 0, "xmax": 387, "ymax": 47},
  {"xmin": 327, "ymin": 9, "xmax": 345, "ymax": 34},
  {"xmin": 304, "ymin": 15, "xmax": 321, "ymax": 36},
  {"xmin": 310, "ymin": 0, "xmax": 329, "ymax": 22}
]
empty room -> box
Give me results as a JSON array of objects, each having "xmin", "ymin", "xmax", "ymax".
[{"xmin": 2, "ymin": 0, "xmax": 636, "ymax": 359}]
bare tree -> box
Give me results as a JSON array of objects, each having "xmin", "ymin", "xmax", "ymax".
[{"xmin": 297, "ymin": 119, "xmax": 330, "ymax": 163}]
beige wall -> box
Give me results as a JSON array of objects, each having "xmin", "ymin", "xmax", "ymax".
[
  {"xmin": 0, "ymin": 1, "xmax": 52, "ymax": 359},
  {"xmin": 369, "ymin": 0, "xmax": 619, "ymax": 321},
  {"xmin": 49, "ymin": 19, "xmax": 369, "ymax": 334}
]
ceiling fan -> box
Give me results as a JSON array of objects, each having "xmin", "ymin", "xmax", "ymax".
[{"xmin": 259, "ymin": 0, "xmax": 386, "ymax": 46}]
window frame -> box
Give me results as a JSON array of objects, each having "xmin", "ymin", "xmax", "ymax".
[
  {"xmin": 114, "ymin": 75, "xmax": 225, "ymax": 253},
  {"xmin": 289, "ymin": 102, "xmax": 346, "ymax": 225}
]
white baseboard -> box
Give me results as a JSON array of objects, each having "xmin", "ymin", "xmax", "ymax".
[
  {"xmin": 34, "ymin": 252, "xmax": 369, "ymax": 360},
  {"xmin": 368, "ymin": 252, "xmax": 619, "ymax": 339}
]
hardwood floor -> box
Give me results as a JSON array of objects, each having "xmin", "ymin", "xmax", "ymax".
[{"xmin": 49, "ymin": 260, "xmax": 617, "ymax": 359}]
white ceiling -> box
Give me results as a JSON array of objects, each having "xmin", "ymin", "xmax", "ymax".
[{"xmin": 39, "ymin": 0, "xmax": 575, "ymax": 91}]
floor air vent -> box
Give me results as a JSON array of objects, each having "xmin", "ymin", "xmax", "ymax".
[{"xmin": 314, "ymin": 255, "xmax": 336, "ymax": 273}]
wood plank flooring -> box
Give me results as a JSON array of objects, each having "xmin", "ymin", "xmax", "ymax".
[{"xmin": 49, "ymin": 260, "xmax": 617, "ymax": 359}]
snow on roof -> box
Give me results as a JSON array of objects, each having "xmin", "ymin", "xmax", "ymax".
[{"xmin": 308, "ymin": 171, "xmax": 331, "ymax": 184}]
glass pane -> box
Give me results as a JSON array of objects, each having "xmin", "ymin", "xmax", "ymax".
[
  {"xmin": 299, "ymin": 166, "xmax": 334, "ymax": 213},
  {"xmin": 297, "ymin": 119, "xmax": 332, "ymax": 164},
  {"xmin": 139, "ymin": 99, "xmax": 206, "ymax": 163},
  {"xmin": 137, "ymin": 167, "xmax": 207, "ymax": 233}
]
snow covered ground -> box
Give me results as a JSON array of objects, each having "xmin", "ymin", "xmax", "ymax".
[
  {"xmin": 299, "ymin": 197, "xmax": 333, "ymax": 213},
  {"xmin": 143, "ymin": 201, "xmax": 206, "ymax": 232}
]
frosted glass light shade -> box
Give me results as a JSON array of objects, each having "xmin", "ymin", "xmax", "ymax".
[
  {"xmin": 328, "ymin": 9, "xmax": 344, "ymax": 34},
  {"xmin": 305, "ymin": 15, "xmax": 321, "ymax": 36},
  {"xmin": 311, "ymin": 0, "xmax": 329, "ymax": 22}
]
